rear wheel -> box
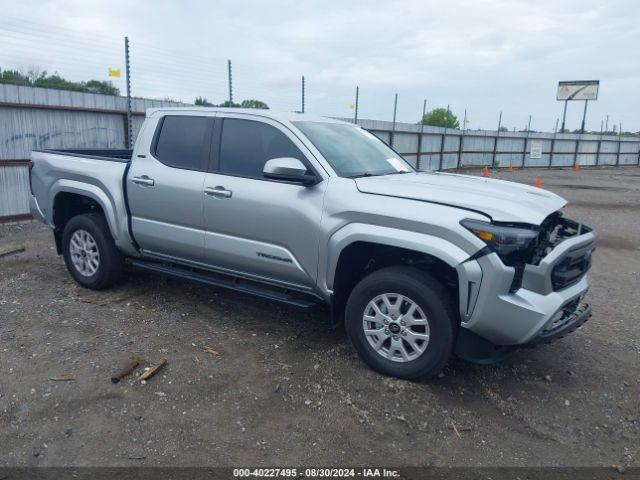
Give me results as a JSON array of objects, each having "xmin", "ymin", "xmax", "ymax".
[
  {"xmin": 62, "ymin": 213, "xmax": 124, "ymax": 290},
  {"xmin": 345, "ymin": 266, "xmax": 456, "ymax": 379}
]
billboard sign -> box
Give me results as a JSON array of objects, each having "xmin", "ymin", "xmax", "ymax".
[{"xmin": 557, "ymin": 80, "xmax": 599, "ymax": 101}]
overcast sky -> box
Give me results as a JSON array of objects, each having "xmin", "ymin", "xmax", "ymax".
[{"xmin": 1, "ymin": 0, "xmax": 638, "ymax": 131}]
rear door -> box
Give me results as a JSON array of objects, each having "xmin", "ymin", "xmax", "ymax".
[
  {"xmin": 128, "ymin": 114, "xmax": 213, "ymax": 263},
  {"xmin": 202, "ymin": 114, "xmax": 326, "ymax": 289}
]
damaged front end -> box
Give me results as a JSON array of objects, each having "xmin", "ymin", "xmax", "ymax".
[{"xmin": 455, "ymin": 211, "xmax": 597, "ymax": 363}]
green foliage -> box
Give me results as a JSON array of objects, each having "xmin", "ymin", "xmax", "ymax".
[
  {"xmin": 419, "ymin": 108, "xmax": 459, "ymax": 129},
  {"xmin": 0, "ymin": 67, "xmax": 120, "ymax": 95},
  {"xmin": 83, "ymin": 80, "xmax": 120, "ymax": 96},
  {"xmin": 0, "ymin": 69, "xmax": 31, "ymax": 86},
  {"xmin": 33, "ymin": 73, "xmax": 85, "ymax": 91},
  {"xmin": 240, "ymin": 99, "xmax": 269, "ymax": 109},
  {"xmin": 498, "ymin": 126, "xmax": 509, "ymax": 132},
  {"xmin": 217, "ymin": 100, "xmax": 241, "ymax": 108},
  {"xmin": 194, "ymin": 97, "xmax": 269, "ymax": 109},
  {"xmin": 195, "ymin": 96, "xmax": 214, "ymax": 106}
]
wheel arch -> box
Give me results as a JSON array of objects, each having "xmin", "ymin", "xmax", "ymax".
[
  {"xmin": 49, "ymin": 180, "xmax": 136, "ymax": 256},
  {"xmin": 323, "ymin": 224, "xmax": 472, "ymax": 327}
]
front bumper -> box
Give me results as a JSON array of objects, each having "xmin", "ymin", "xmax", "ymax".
[
  {"xmin": 458, "ymin": 228, "xmax": 597, "ymax": 346},
  {"xmin": 527, "ymin": 301, "xmax": 591, "ymax": 345}
]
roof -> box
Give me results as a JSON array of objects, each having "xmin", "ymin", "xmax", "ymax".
[{"xmin": 145, "ymin": 107, "xmax": 351, "ymax": 125}]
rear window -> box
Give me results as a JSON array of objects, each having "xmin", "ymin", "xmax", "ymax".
[{"xmin": 154, "ymin": 116, "xmax": 209, "ymax": 170}]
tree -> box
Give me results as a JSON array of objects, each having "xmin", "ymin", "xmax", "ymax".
[
  {"xmin": 498, "ymin": 126, "xmax": 509, "ymax": 132},
  {"xmin": 33, "ymin": 72, "xmax": 85, "ymax": 91},
  {"xmin": 195, "ymin": 96, "xmax": 214, "ymax": 106},
  {"xmin": 195, "ymin": 98, "xmax": 270, "ymax": 109},
  {"xmin": 217, "ymin": 100, "xmax": 241, "ymax": 108},
  {"xmin": 240, "ymin": 99, "xmax": 269, "ymax": 109},
  {"xmin": 419, "ymin": 108, "xmax": 459, "ymax": 129},
  {"xmin": 0, "ymin": 67, "xmax": 120, "ymax": 95},
  {"xmin": 0, "ymin": 69, "xmax": 31, "ymax": 86},
  {"xmin": 84, "ymin": 80, "xmax": 119, "ymax": 96}
]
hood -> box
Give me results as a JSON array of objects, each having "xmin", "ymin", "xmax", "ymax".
[{"xmin": 355, "ymin": 172, "xmax": 567, "ymax": 225}]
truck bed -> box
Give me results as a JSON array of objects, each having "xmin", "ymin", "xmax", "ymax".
[
  {"xmin": 33, "ymin": 149, "xmax": 133, "ymax": 162},
  {"xmin": 30, "ymin": 148, "xmax": 136, "ymax": 255}
]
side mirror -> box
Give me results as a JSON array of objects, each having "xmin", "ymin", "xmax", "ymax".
[{"xmin": 263, "ymin": 157, "xmax": 318, "ymax": 185}]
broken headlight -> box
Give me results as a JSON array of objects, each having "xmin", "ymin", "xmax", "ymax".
[{"xmin": 461, "ymin": 219, "xmax": 540, "ymax": 265}]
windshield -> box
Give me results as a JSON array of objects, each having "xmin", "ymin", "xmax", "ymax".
[{"xmin": 293, "ymin": 121, "xmax": 414, "ymax": 178}]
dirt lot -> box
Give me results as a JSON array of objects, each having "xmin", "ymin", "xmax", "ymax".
[{"xmin": 0, "ymin": 167, "xmax": 638, "ymax": 468}]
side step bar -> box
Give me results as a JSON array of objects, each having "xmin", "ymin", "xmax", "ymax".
[{"xmin": 129, "ymin": 259, "xmax": 319, "ymax": 310}]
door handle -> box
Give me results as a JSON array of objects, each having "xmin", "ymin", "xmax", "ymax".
[
  {"xmin": 131, "ymin": 175, "xmax": 155, "ymax": 186},
  {"xmin": 204, "ymin": 186, "xmax": 233, "ymax": 198}
]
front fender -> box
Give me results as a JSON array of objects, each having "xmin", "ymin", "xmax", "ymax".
[
  {"xmin": 320, "ymin": 223, "xmax": 471, "ymax": 293},
  {"xmin": 319, "ymin": 223, "xmax": 484, "ymax": 324}
]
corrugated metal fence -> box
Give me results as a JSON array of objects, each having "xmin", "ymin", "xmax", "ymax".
[
  {"xmin": 2, "ymin": 85, "xmax": 639, "ymax": 220},
  {"xmin": 0, "ymin": 84, "xmax": 186, "ymax": 219},
  {"xmin": 346, "ymin": 118, "xmax": 640, "ymax": 171}
]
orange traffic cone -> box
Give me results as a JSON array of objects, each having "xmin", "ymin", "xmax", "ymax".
[
  {"xmin": 508, "ymin": 164, "xmax": 513, "ymax": 172},
  {"xmin": 574, "ymin": 163, "xmax": 581, "ymax": 172},
  {"xmin": 482, "ymin": 165, "xmax": 490, "ymax": 177},
  {"xmin": 534, "ymin": 179, "xmax": 542, "ymax": 188}
]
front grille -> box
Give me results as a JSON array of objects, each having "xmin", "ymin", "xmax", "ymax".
[
  {"xmin": 532, "ymin": 215, "xmax": 590, "ymax": 265},
  {"xmin": 507, "ymin": 213, "xmax": 595, "ymax": 294},
  {"xmin": 551, "ymin": 248, "xmax": 593, "ymax": 290}
]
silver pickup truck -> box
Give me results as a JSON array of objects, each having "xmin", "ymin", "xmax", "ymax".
[{"xmin": 29, "ymin": 108, "xmax": 597, "ymax": 379}]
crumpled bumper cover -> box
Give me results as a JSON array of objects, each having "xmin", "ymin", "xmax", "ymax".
[
  {"xmin": 526, "ymin": 302, "xmax": 592, "ymax": 346},
  {"xmin": 458, "ymin": 227, "xmax": 597, "ymax": 346}
]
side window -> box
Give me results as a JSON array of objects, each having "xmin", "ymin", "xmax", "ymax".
[
  {"xmin": 154, "ymin": 116, "xmax": 209, "ymax": 170},
  {"xmin": 219, "ymin": 118, "xmax": 305, "ymax": 178}
]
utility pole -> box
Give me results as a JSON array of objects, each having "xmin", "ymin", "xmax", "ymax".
[
  {"xmin": 124, "ymin": 36, "xmax": 132, "ymax": 149},
  {"xmin": 417, "ymin": 99, "xmax": 426, "ymax": 170},
  {"xmin": 617, "ymin": 122, "xmax": 623, "ymax": 166},
  {"xmin": 560, "ymin": 100, "xmax": 568, "ymax": 133},
  {"xmin": 439, "ymin": 104, "xmax": 450, "ymax": 171},
  {"xmin": 605, "ymin": 114, "xmax": 609, "ymax": 132},
  {"xmin": 390, "ymin": 93, "xmax": 398, "ymax": 147},
  {"xmin": 523, "ymin": 115, "xmax": 532, "ymax": 168},
  {"xmin": 354, "ymin": 86, "xmax": 359, "ymax": 124},
  {"xmin": 301, "ymin": 75, "xmax": 305, "ymax": 113},
  {"xmin": 580, "ymin": 100, "xmax": 589, "ymax": 133},
  {"xmin": 227, "ymin": 60, "xmax": 233, "ymax": 105},
  {"xmin": 458, "ymin": 107, "xmax": 466, "ymax": 170},
  {"xmin": 550, "ymin": 118, "xmax": 559, "ymax": 168},
  {"xmin": 492, "ymin": 111, "xmax": 502, "ymax": 168}
]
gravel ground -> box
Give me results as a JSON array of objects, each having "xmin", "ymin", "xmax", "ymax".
[{"xmin": 0, "ymin": 167, "xmax": 638, "ymax": 468}]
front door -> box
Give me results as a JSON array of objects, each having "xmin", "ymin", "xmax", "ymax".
[
  {"xmin": 128, "ymin": 115, "xmax": 213, "ymax": 262},
  {"xmin": 202, "ymin": 115, "xmax": 326, "ymax": 289}
]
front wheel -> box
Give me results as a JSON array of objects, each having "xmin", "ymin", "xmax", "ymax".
[
  {"xmin": 345, "ymin": 267, "xmax": 456, "ymax": 380},
  {"xmin": 62, "ymin": 213, "xmax": 124, "ymax": 290}
]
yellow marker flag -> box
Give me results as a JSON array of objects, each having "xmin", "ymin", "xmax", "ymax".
[
  {"xmin": 108, "ymin": 68, "xmax": 121, "ymax": 78},
  {"xmin": 349, "ymin": 103, "xmax": 356, "ymax": 110}
]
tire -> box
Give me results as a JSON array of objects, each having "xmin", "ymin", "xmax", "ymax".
[
  {"xmin": 62, "ymin": 213, "xmax": 124, "ymax": 290},
  {"xmin": 345, "ymin": 266, "xmax": 457, "ymax": 380}
]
